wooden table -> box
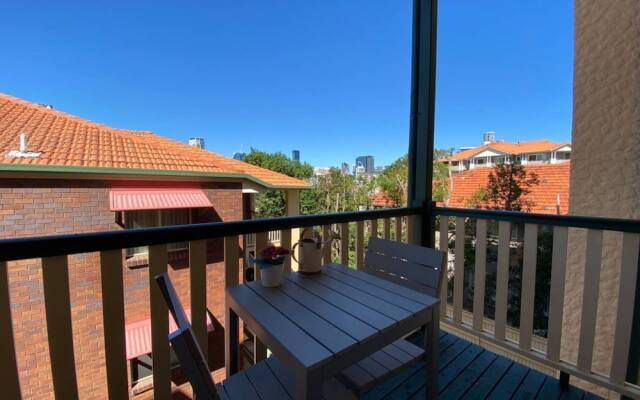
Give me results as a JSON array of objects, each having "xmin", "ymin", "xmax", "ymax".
[{"xmin": 225, "ymin": 263, "xmax": 440, "ymax": 399}]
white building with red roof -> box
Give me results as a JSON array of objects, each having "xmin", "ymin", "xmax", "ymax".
[{"xmin": 440, "ymin": 132, "xmax": 571, "ymax": 172}]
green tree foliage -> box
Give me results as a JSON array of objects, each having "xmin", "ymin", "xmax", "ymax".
[
  {"xmin": 303, "ymin": 168, "xmax": 375, "ymax": 214},
  {"xmin": 376, "ymin": 151, "xmax": 450, "ymax": 207},
  {"xmin": 243, "ymin": 148, "xmax": 313, "ymax": 217},
  {"xmin": 484, "ymin": 161, "xmax": 540, "ymax": 211}
]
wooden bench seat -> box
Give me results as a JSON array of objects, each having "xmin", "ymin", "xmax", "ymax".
[
  {"xmin": 216, "ymin": 355, "xmax": 355, "ymax": 400},
  {"xmin": 339, "ymin": 338, "xmax": 424, "ymax": 394}
]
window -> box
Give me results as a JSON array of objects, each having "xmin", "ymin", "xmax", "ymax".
[
  {"xmin": 556, "ymin": 152, "xmax": 571, "ymax": 160},
  {"xmin": 125, "ymin": 209, "xmax": 191, "ymax": 256},
  {"xmin": 475, "ymin": 157, "xmax": 486, "ymax": 165},
  {"xmin": 495, "ymin": 156, "xmax": 505, "ymax": 164}
]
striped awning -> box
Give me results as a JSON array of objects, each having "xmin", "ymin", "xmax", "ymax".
[
  {"xmin": 109, "ymin": 188, "xmax": 212, "ymax": 211},
  {"xmin": 125, "ymin": 309, "xmax": 214, "ymax": 360}
]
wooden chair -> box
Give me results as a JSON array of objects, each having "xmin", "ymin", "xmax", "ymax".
[
  {"xmin": 337, "ymin": 237, "xmax": 446, "ymax": 397},
  {"xmin": 154, "ymin": 273, "xmax": 355, "ymax": 400}
]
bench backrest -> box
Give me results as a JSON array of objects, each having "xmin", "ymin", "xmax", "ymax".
[{"xmin": 364, "ymin": 237, "xmax": 446, "ymax": 297}]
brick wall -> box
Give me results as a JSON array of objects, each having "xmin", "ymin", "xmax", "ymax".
[{"xmin": 1, "ymin": 178, "xmax": 243, "ymax": 399}]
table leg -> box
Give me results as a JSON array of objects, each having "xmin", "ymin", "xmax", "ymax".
[
  {"xmin": 295, "ymin": 370, "xmax": 322, "ymax": 400},
  {"xmin": 425, "ymin": 306, "xmax": 439, "ymax": 399},
  {"xmin": 225, "ymin": 306, "xmax": 239, "ymax": 376}
]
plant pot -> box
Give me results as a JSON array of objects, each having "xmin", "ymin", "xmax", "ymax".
[{"xmin": 256, "ymin": 259, "xmax": 284, "ymax": 287}]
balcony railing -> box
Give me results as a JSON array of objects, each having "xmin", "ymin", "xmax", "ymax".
[
  {"xmin": 433, "ymin": 206, "xmax": 640, "ymax": 398},
  {"xmin": 0, "ymin": 205, "xmax": 638, "ymax": 399},
  {"xmin": 0, "ymin": 206, "xmax": 418, "ymax": 399}
]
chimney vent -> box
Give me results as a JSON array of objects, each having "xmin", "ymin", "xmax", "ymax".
[
  {"xmin": 7, "ymin": 133, "xmax": 41, "ymax": 158},
  {"xmin": 483, "ymin": 131, "xmax": 496, "ymax": 145}
]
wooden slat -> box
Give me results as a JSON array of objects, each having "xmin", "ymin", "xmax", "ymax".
[
  {"xmin": 547, "ymin": 226, "xmax": 568, "ymax": 362},
  {"xmin": 254, "ymin": 231, "xmax": 268, "ymax": 282},
  {"xmin": 395, "ymin": 217, "xmax": 402, "ymax": 242},
  {"xmin": 99, "ymin": 250, "xmax": 128, "ymax": 400},
  {"xmin": 149, "ymin": 244, "xmax": 171, "ymax": 400},
  {"xmin": 453, "ymin": 217, "xmax": 465, "ymax": 324},
  {"xmin": 473, "ymin": 219, "xmax": 487, "ymax": 331},
  {"xmin": 577, "ymin": 229, "xmax": 603, "ymax": 373},
  {"xmin": 244, "ymin": 359, "xmax": 291, "ymax": 399},
  {"xmin": 278, "ymin": 279, "xmax": 377, "ymax": 340},
  {"xmin": 439, "ymin": 216, "xmax": 449, "ymax": 316},
  {"xmin": 310, "ymin": 273, "xmax": 412, "ymax": 321},
  {"xmin": 223, "ymin": 236, "xmax": 239, "ymax": 376},
  {"xmin": 371, "ymin": 219, "xmax": 378, "ymax": 238},
  {"xmin": 519, "ymin": 224, "xmax": 538, "ymax": 350},
  {"xmin": 42, "ymin": 256, "xmax": 78, "ymax": 399},
  {"xmin": 494, "ymin": 221, "xmax": 511, "ymax": 342},
  {"xmin": 285, "ymin": 273, "xmax": 394, "ymax": 330},
  {"xmin": 248, "ymin": 282, "xmax": 356, "ymax": 353},
  {"xmin": 322, "ymin": 225, "xmax": 332, "ymax": 264},
  {"xmin": 324, "ymin": 264, "xmax": 437, "ymax": 306},
  {"xmin": 368, "ymin": 236, "xmax": 444, "ymax": 267},
  {"xmin": 383, "ymin": 218, "xmax": 391, "ymax": 240},
  {"xmin": 407, "ymin": 216, "xmax": 415, "ymax": 244},
  {"xmin": 610, "ymin": 233, "xmax": 640, "ymax": 383},
  {"xmin": 322, "ymin": 267, "xmax": 425, "ymax": 312},
  {"xmin": 364, "ymin": 252, "xmax": 441, "ymax": 292},
  {"xmin": 339, "ymin": 223, "xmax": 349, "ymax": 266},
  {"xmin": 356, "ymin": 221, "xmax": 365, "ymax": 270},
  {"xmin": 226, "ymin": 284, "xmax": 333, "ymax": 368},
  {"xmin": 0, "ymin": 261, "xmax": 21, "ymax": 399},
  {"xmin": 189, "ymin": 240, "xmax": 208, "ymax": 361},
  {"xmin": 42, "ymin": 255, "xmax": 79, "ymax": 400},
  {"xmin": 281, "ymin": 229, "xmax": 293, "ymax": 273}
]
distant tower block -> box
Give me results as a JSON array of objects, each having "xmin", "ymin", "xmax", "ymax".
[
  {"xmin": 483, "ymin": 131, "xmax": 496, "ymax": 144},
  {"xmin": 292, "ymin": 150, "xmax": 300, "ymax": 162},
  {"xmin": 189, "ymin": 137, "xmax": 205, "ymax": 149}
]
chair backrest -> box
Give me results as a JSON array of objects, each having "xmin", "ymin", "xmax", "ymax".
[
  {"xmin": 364, "ymin": 237, "xmax": 446, "ymax": 297},
  {"xmin": 154, "ymin": 273, "xmax": 219, "ymax": 400}
]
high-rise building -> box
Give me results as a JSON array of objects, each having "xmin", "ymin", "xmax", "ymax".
[
  {"xmin": 341, "ymin": 162, "xmax": 350, "ymax": 175},
  {"xmin": 292, "ymin": 150, "xmax": 300, "ymax": 162},
  {"xmin": 355, "ymin": 155, "xmax": 374, "ymax": 173},
  {"xmin": 232, "ymin": 152, "xmax": 246, "ymax": 161},
  {"xmin": 188, "ymin": 137, "xmax": 205, "ymax": 149}
]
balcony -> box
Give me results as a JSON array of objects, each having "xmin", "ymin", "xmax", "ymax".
[{"xmin": 0, "ymin": 205, "xmax": 639, "ymax": 399}]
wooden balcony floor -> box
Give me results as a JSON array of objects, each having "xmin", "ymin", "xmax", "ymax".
[{"xmin": 365, "ymin": 331, "xmax": 602, "ymax": 400}]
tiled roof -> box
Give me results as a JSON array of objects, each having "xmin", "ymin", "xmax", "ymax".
[
  {"xmin": 441, "ymin": 140, "xmax": 570, "ymax": 162},
  {"xmin": 370, "ymin": 191, "xmax": 397, "ymax": 207},
  {"xmin": 0, "ymin": 92, "xmax": 310, "ymax": 189},
  {"xmin": 445, "ymin": 163, "xmax": 571, "ymax": 214}
]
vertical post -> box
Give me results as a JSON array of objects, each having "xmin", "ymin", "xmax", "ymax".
[
  {"xmin": 625, "ymin": 239, "xmax": 640, "ymax": 391},
  {"xmin": 0, "ymin": 261, "xmax": 21, "ymax": 399},
  {"xmin": 407, "ymin": 0, "xmax": 438, "ymax": 247},
  {"xmin": 190, "ymin": 240, "xmax": 208, "ymax": 362},
  {"xmin": 149, "ymin": 244, "xmax": 170, "ymax": 400},
  {"xmin": 356, "ymin": 221, "xmax": 365, "ymax": 270},
  {"xmin": 224, "ymin": 236, "xmax": 240, "ymax": 376},
  {"xmin": 99, "ymin": 250, "xmax": 129, "ymax": 400},
  {"xmin": 287, "ymin": 190, "xmax": 301, "ymax": 271}
]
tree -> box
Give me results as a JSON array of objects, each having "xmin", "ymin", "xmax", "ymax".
[
  {"xmin": 376, "ymin": 151, "xmax": 450, "ymax": 207},
  {"xmin": 483, "ymin": 160, "xmax": 540, "ymax": 211},
  {"xmin": 303, "ymin": 168, "xmax": 375, "ymax": 214},
  {"xmin": 243, "ymin": 148, "xmax": 313, "ymax": 217}
]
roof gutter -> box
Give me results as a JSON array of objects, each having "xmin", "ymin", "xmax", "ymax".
[{"xmin": 0, "ymin": 163, "xmax": 310, "ymax": 190}]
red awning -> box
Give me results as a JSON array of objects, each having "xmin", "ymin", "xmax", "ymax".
[
  {"xmin": 109, "ymin": 188, "xmax": 213, "ymax": 211},
  {"xmin": 125, "ymin": 309, "xmax": 214, "ymax": 360}
]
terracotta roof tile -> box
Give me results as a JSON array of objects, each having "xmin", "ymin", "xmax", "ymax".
[
  {"xmin": 0, "ymin": 92, "xmax": 310, "ymax": 189},
  {"xmin": 445, "ymin": 163, "xmax": 570, "ymax": 214}
]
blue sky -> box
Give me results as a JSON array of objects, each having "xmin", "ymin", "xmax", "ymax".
[{"xmin": 0, "ymin": 1, "xmax": 573, "ymax": 168}]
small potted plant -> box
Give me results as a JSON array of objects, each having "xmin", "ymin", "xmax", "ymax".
[{"xmin": 252, "ymin": 245, "xmax": 290, "ymax": 287}]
